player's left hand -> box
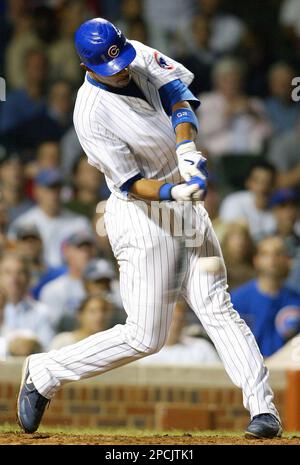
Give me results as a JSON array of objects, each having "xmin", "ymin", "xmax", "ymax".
[
  {"xmin": 187, "ymin": 175, "xmax": 207, "ymax": 201},
  {"xmin": 176, "ymin": 142, "xmax": 208, "ymax": 182},
  {"xmin": 171, "ymin": 180, "xmax": 206, "ymax": 202}
]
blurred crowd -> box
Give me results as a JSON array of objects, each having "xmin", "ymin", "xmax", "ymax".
[{"xmin": 0, "ymin": 0, "xmax": 300, "ymax": 364}]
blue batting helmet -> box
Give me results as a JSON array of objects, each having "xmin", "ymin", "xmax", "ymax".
[{"xmin": 74, "ymin": 18, "xmax": 136, "ymax": 76}]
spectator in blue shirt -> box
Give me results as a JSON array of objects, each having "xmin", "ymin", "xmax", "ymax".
[
  {"xmin": 2, "ymin": 80, "xmax": 74, "ymax": 152},
  {"xmin": 0, "ymin": 48, "xmax": 47, "ymax": 134},
  {"xmin": 231, "ymin": 236, "xmax": 300, "ymax": 357},
  {"xmin": 265, "ymin": 62, "xmax": 300, "ymax": 135}
]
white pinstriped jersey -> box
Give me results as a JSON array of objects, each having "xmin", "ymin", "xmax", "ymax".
[
  {"xmin": 73, "ymin": 40, "xmax": 195, "ymax": 198},
  {"xmin": 25, "ymin": 36, "xmax": 280, "ymax": 424}
]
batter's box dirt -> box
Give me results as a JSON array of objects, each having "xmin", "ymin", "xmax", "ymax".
[{"xmin": 0, "ymin": 432, "xmax": 299, "ymax": 445}]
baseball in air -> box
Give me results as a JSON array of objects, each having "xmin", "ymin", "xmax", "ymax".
[{"xmin": 199, "ymin": 256, "xmax": 224, "ymax": 273}]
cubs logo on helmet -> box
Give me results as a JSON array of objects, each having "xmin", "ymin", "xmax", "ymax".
[
  {"xmin": 154, "ymin": 51, "xmax": 174, "ymax": 70},
  {"xmin": 108, "ymin": 45, "xmax": 120, "ymax": 58}
]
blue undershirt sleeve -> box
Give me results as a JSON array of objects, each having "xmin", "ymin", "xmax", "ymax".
[
  {"xmin": 120, "ymin": 173, "xmax": 143, "ymax": 193},
  {"xmin": 159, "ymin": 79, "xmax": 201, "ymax": 116}
]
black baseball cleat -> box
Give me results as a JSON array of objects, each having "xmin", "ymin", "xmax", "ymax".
[
  {"xmin": 245, "ymin": 413, "xmax": 283, "ymax": 439},
  {"xmin": 17, "ymin": 356, "xmax": 50, "ymax": 433}
]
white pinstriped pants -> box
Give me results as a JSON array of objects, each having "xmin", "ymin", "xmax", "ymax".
[{"xmin": 29, "ymin": 195, "xmax": 279, "ymax": 420}]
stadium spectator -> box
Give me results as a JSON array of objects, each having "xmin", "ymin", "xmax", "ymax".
[
  {"xmin": 268, "ymin": 189, "xmax": 300, "ymax": 257},
  {"xmin": 116, "ymin": 0, "xmax": 144, "ymax": 37},
  {"xmin": 4, "ymin": 2, "xmax": 43, "ymax": 89},
  {"xmin": 197, "ymin": 58, "xmax": 272, "ymax": 157},
  {"xmin": 40, "ymin": 231, "xmax": 97, "ymax": 331},
  {"xmin": 48, "ymin": 0, "xmax": 85, "ymax": 86},
  {"xmin": 83, "ymin": 258, "xmax": 116, "ymax": 295},
  {"xmin": 101, "ymin": 0, "xmax": 121, "ymax": 21},
  {"xmin": 0, "ymin": 151, "xmax": 34, "ymax": 223},
  {"xmin": 10, "ymin": 222, "xmax": 67, "ymax": 301},
  {"xmin": 83, "ymin": 258, "xmax": 123, "ymax": 321},
  {"xmin": 138, "ymin": 301, "xmax": 220, "ymax": 365},
  {"xmin": 286, "ymin": 250, "xmax": 300, "ymax": 294},
  {"xmin": 64, "ymin": 157, "xmax": 104, "ymax": 219},
  {"xmin": 143, "ymin": 0, "xmax": 196, "ymax": 55},
  {"xmin": 265, "ymin": 62, "xmax": 300, "ymax": 135},
  {"xmin": 5, "ymin": 2, "xmax": 58, "ymax": 85},
  {"xmin": 12, "ymin": 224, "xmax": 44, "ymax": 287},
  {"xmin": 175, "ymin": 14, "xmax": 215, "ymax": 95},
  {"xmin": 31, "ymin": 5, "xmax": 58, "ymax": 47},
  {"xmin": 49, "ymin": 294, "xmax": 114, "ymax": 350},
  {"xmin": 279, "ymin": 0, "xmax": 300, "ymax": 45},
  {"xmin": 221, "ymin": 221, "xmax": 256, "ymax": 290},
  {"xmin": 231, "ymin": 236, "xmax": 300, "ymax": 357},
  {"xmin": 234, "ymin": 27, "xmax": 271, "ymax": 98},
  {"xmin": 267, "ymin": 117, "xmax": 300, "ymax": 189},
  {"xmin": 197, "ymin": 0, "xmax": 247, "ymax": 54},
  {"xmin": 5, "ymin": 330, "xmax": 43, "ymax": 357},
  {"xmin": 9, "ymin": 169, "xmax": 92, "ymax": 267},
  {"xmin": 43, "ymin": 80, "xmax": 74, "ymax": 133},
  {"xmin": 91, "ymin": 208, "xmax": 116, "ymax": 261},
  {"xmin": 126, "ymin": 18, "xmax": 149, "ymax": 44},
  {"xmin": 0, "ymin": 48, "xmax": 48, "ymax": 134},
  {"xmin": 0, "ymin": 3, "xmax": 9, "ymax": 74},
  {"xmin": 59, "ymin": 127, "xmax": 83, "ymax": 178},
  {"xmin": 0, "ymin": 199, "xmax": 9, "ymax": 251},
  {"xmin": 203, "ymin": 178, "xmax": 221, "ymax": 223},
  {"xmin": 25, "ymin": 141, "xmax": 61, "ymax": 180},
  {"xmin": 219, "ymin": 162, "xmax": 277, "ymax": 241},
  {"xmin": 0, "ymin": 252, "xmax": 54, "ymax": 350},
  {"xmin": 2, "ymin": 80, "xmax": 74, "ymax": 152}
]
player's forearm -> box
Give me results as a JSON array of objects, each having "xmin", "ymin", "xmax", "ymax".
[
  {"xmin": 129, "ymin": 177, "xmax": 204, "ymax": 203},
  {"xmin": 129, "ymin": 178, "xmax": 166, "ymax": 200},
  {"xmin": 172, "ymin": 101, "xmax": 197, "ymax": 145},
  {"xmin": 172, "ymin": 101, "xmax": 207, "ymax": 188}
]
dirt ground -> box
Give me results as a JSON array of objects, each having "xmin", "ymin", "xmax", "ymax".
[{"xmin": 0, "ymin": 432, "xmax": 299, "ymax": 445}]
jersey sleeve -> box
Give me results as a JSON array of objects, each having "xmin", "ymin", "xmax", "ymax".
[
  {"xmin": 159, "ymin": 79, "xmax": 200, "ymax": 115},
  {"xmin": 75, "ymin": 124, "xmax": 141, "ymax": 190},
  {"xmin": 134, "ymin": 41, "xmax": 195, "ymax": 90}
]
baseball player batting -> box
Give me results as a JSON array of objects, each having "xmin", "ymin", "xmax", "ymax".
[{"xmin": 17, "ymin": 18, "xmax": 282, "ymax": 439}]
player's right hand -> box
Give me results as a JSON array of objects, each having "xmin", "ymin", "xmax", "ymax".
[
  {"xmin": 171, "ymin": 180, "xmax": 206, "ymax": 202},
  {"xmin": 176, "ymin": 141, "xmax": 208, "ymax": 182}
]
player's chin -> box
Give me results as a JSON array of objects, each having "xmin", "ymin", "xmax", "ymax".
[{"xmin": 115, "ymin": 77, "xmax": 131, "ymax": 87}]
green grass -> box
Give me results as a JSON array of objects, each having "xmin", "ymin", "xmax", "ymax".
[{"xmin": 0, "ymin": 423, "xmax": 299, "ymax": 438}]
